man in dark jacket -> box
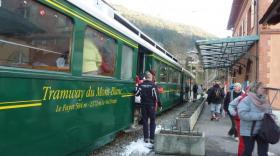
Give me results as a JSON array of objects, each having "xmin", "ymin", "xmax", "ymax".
[
  {"xmin": 208, "ymin": 83, "xmax": 224, "ymax": 120},
  {"xmin": 185, "ymin": 83, "xmax": 190, "ymax": 101},
  {"xmin": 224, "ymin": 83, "xmax": 242, "ymax": 139},
  {"xmin": 135, "ymin": 71, "xmax": 161, "ymax": 144},
  {"xmin": 193, "ymin": 83, "xmax": 198, "ymax": 101},
  {"xmin": 206, "ymin": 86, "xmax": 213, "ymax": 104}
]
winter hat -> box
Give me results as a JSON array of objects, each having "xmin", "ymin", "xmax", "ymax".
[
  {"xmin": 249, "ymin": 81, "xmax": 263, "ymax": 94},
  {"xmin": 234, "ymin": 83, "xmax": 242, "ymax": 88}
]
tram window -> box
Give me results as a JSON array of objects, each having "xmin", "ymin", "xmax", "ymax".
[
  {"xmin": 0, "ymin": 0, "xmax": 73, "ymax": 71},
  {"xmin": 152, "ymin": 60, "xmax": 159, "ymax": 81},
  {"xmin": 152, "ymin": 60, "xmax": 160, "ymax": 81},
  {"xmin": 152, "ymin": 60, "xmax": 159, "ymax": 70},
  {"xmin": 83, "ymin": 27, "xmax": 117, "ymax": 77},
  {"xmin": 172, "ymin": 71, "xmax": 179, "ymax": 83},
  {"xmin": 178, "ymin": 73, "xmax": 181, "ymax": 84},
  {"xmin": 159, "ymin": 63, "xmax": 167, "ymax": 82},
  {"xmin": 168, "ymin": 67, "xmax": 173, "ymax": 83},
  {"xmin": 121, "ymin": 45, "xmax": 133, "ymax": 80}
]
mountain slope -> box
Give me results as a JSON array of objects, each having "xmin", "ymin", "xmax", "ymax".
[{"xmin": 113, "ymin": 5, "xmax": 217, "ymax": 65}]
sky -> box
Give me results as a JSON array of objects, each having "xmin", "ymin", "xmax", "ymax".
[{"xmin": 106, "ymin": 0, "xmax": 233, "ymax": 38}]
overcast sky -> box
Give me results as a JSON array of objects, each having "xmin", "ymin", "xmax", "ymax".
[{"xmin": 106, "ymin": 0, "xmax": 233, "ymax": 38}]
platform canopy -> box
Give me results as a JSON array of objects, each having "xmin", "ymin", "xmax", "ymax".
[{"xmin": 195, "ymin": 35, "xmax": 259, "ymax": 69}]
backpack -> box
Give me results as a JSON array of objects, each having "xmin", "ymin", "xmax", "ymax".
[
  {"xmin": 257, "ymin": 114, "xmax": 280, "ymax": 144},
  {"xmin": 212, "ymin": 88, "xmax": 221, "ymax": 100},
  {"xmin": 134, "ymin": 85, "xmax": 142, "ymax": 104},
  {"xmin": 135, "ymin": 95, "xmax": 141, "ymax": 104}
]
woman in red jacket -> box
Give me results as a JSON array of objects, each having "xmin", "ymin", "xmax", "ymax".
[{"xmin": 228, "ymin": 86, "xmax": 250, "ymax": 156}]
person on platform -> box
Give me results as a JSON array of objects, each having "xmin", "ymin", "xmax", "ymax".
[
  {"xmin": 224, "ymin": 83, "xmax": 243, "ymax": 140},
  {"xmin": 208, "ymin": 82, "xmax": 225, "ymax": 120},
  {"xmin": 228, "ymin": 86, "xmax": 250, "ymax": 156},
  {"xmin": 135, "ymin": 71, "xmax": 162, "ymax": 144},
  {"xmin": 238, "ymin": 81, "xmax": 271, "ymax": 156},
  {"xmin": 193, "ymin": 83, "xmax": 198, "ymax": 101},
  {"xmin": 185, "ymin": 82, "xmax": 190, "ymax": 101}
]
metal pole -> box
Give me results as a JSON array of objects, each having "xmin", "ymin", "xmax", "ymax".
[
  {"xmin": 206, "ymin": 69, "xmax": 208, "ymax": 87},
  {"xmin": 255, "ymin": 0, "xmax": 259, "ymax": 81}
]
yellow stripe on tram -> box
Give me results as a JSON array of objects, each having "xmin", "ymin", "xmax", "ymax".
[
  {"xmin": 46, "ymin": 0, "xmax": 138, "ymax": 48},
  {"xmin": 121, "ymin": 94, "xmax": 134, "ymax": 98},
  {"xmin": 163, "ymin": 90, "xmax": 177, "ymax": 93},
  {"xmin": 0, "ymin": 100, "xmax": 42, "ymax": 105},
  {"xmin": 0, "ymin": 103, "xmax": 42, "ymax": 110}
]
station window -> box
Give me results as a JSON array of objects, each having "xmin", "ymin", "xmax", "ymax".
[
  {"xmin": 0, "ymin": 0, "xmax": 73, "ymax": 72},
  {"xmin": 247, "ymin": 7, "xmax": 251, "ymax": 33},
  {"xmin": 121, "ymin": 45, "xmax": 133, "ymax": 80},
  {"xmin": 83, "ymin": 27, "xmax": 117, "ymax": 77}
]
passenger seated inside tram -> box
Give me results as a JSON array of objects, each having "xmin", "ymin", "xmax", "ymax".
[
  {"xmin": 56, "ymin": 51, "xmax": 69, "ymax": 68},
  {"xmin": 99, "ymin": 46, "xmax": 114, "ymax": 75},
  {"xmin": 32, "ymin": 51, "xmax": 69, "ymax": 71},
  {"xmin": 82, "ymin": 37, "xmax": 102, "ymax": 75}
]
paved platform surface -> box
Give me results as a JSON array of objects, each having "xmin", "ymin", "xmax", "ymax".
[
  {"xmin": 96, "ymin": 100, "xmax": 280, "ymax": 156},
  {"xmin": 195, "ymin": 104, "xmax": 280, "ymax": 156}
]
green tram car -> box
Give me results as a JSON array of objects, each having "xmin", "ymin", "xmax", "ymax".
[{"xmin": 0, "ymin": 0, "xmax": 194, "ymax": 155}]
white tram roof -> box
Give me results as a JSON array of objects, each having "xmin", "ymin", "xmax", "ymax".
[
  {"xmin": 66, "ymin": 0, "xmax": 182, "ymax": 68},
  {"xmin": 182, "ymin": 68, "xmax": 195, "ymax": 79}
]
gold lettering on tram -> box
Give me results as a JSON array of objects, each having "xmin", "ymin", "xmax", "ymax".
[{"xmin": 41, "ymin": 85, "xmax": 126, "ymax": 113}]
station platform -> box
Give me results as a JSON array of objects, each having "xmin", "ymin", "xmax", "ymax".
[
  {"xmin": 195, "ymin": 104, "xmax": 280, "ymax": 156},
  {"xmin": 94, "ymin": 99, "xmax": 280, "ymax": 156}
]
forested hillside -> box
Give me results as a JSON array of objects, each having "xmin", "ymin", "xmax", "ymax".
[{"xmin": 114, "ymin": 5, "xmax": 217, "ymax": 65}]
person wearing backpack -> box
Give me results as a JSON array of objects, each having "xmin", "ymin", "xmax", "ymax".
[
  {"xmin": 185, "ymin": 83, "xmax": 190, "ymax": 102},
  {"xmin": 209, "ymin": 83, "xmax": 225, "ymax": 120},
  {"xmin": 193, "ymin": 83, "xmax": 198, "ymax": 101},
  {"xmin": 224, "ymin": 83, "xmax": 243, "ymax": 140},
  {"xmin": 238, "ymin": 81, "xmax": 271, "ymax": 156},
  {"xmin": 135, "ymin": 71, "xmax": 162, "ymax": 144}
]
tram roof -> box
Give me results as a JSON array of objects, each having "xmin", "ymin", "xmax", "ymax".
[
  {"xmin": 195, "ymin": 35, "xmax": 259, "ymax": 69},
  {"xmin": 182, "ymin": 68, "xmax": 195, "ymax": 79},
  {"xmin": 259, "ymin": 0, "xmax": 280, "ymax": 25},
  {"xmin": 66, "ymin": 0, "xmax": 182, "ymax": 68}
]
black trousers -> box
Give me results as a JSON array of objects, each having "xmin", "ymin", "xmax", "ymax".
[
  {"xmin": 141, "ymin": 104, "xmax": 156, "ymax": 140},
  {"xmin": 242, "ymin": 135, "xmax": 269, "ymax": 156},
  {"xmin": 193, "ymin": 92, "xmax": 198, "ymax": 100},
  {"xmin": 186, "ymin": 91, "xmax": 189, "ymax": 100},
  {"xmin": 227, "ymin": 110, "xmax": 238, "ymax": 137}
]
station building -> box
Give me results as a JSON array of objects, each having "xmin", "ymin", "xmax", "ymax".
[{"xmin": 196, "ymin": 0, "xmax": 280, "ymax": 108}]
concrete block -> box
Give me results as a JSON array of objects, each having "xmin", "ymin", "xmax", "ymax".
[
  {"xmin": 176, "ymin": 100, "xmax": 205, "ymax": 131},
  {"xmin": 176, "ymin": 116, "xmax": 190, "ymax": 131},
  {"xmin": 176, "ymin": 111, "xmax": 190, "ymax": 131},
  {"xmin": 155, "ymin": 130, "xmax": 205, "ymax": 156},
  {"xmin": 189, "ymin": 101, "xmax": 205, "ymax": 130}
]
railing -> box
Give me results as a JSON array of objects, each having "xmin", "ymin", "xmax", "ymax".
[
  {"xmin": 264, "ymin": 87, "xmax": 280, "ymax": 106},
  {"xmin": 0, "ymin": 39, "xmax": 62, "ymax": 54}
]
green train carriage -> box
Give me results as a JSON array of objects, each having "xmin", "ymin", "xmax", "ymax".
[
  {"xmin": 0, "ymin": 0, "xmax": 193, "ymax": 155},
  {"xmin": 143, "ymin": 54, "xmax": 182, "ymax": 109}
]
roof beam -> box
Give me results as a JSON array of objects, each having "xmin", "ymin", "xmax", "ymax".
[{"xmin": 195, "ymin": 35, "xmax": 259, "ymax": 69}]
